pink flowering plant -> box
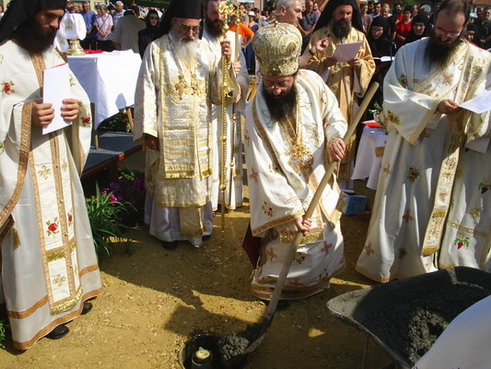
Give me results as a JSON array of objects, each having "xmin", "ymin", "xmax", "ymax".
[
  {"xmin": 105, "ymin": 168, "xmax": 145, "ymax": 225},
  {"xmin": 86, "ymin": 182, "xmax": 133, "ymax": 258}
]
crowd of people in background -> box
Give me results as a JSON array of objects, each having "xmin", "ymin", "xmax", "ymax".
[{"xmin": 67, "ymin": 0, "xmax": 491, "ymax": 69}]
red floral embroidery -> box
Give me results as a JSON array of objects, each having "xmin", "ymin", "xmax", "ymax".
[
  {"xmin": 454, "ymin": 236, "xmax": 470, "ymax": 250},
  {"xmin": 1, "ymin": 81, "xmax": 15, "ymax": 94},
  {"xmin": 46, "ymin": 218, "xmax": 60, "ymax": 236},
  {"xmin": 81, "ymin": 116, "xmax": 91, "ymax": 127}
]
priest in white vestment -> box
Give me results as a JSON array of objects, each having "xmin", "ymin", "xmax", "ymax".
[
  {"xmin": 134, "ymin": 0, "xmax": 237, "ymax": 249},
  {"xmin": 0, "ymin": 0, "xmax": 102, "ymax": 350},
  {"xmin": 356, "ymin": 0, "xmax": 491, "ymax": 282},
  {"xmin": 203, "ymin": 0, "xmax": 249, "ymax": 211},
  {"xmin": 300, "ymin": 0, "xmax": 375, "ymax": 188},
  {"xmin": 244, "ymin": 23, "xmax": 347, "ymax": 301}
]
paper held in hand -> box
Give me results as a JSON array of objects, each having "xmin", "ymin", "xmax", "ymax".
[
  {"xmin": 42, "ymin": 63, "xmax": 72, "ymax": 135},
  {"xmin": 332, "ymin": 41, "xmax": 362, "ymax": 63},
  {"xmin": 459, "ymin": 89, "xmax": 491, "ymax": 114}
]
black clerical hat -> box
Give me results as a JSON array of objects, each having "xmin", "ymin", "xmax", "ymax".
[
  {"xmin": 157, "ymin": 0, "xmax": 203, "ymax": 37},
  {"xmin": 314, "ymin": 0, "xmax": 364, "ymax": 34}
]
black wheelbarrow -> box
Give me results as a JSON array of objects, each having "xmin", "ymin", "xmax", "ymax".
[{"xmin": 327, "ymin": 267, "xmax": 491, "ymax": 369}]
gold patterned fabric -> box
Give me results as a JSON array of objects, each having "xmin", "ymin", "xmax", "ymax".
[
  {"xmin": 134, "ymin": 34, "xmax": 228, "ymax": 207},
  {"xmin": 252, "ymin": 23, "xmax": 302, "ymax": 77}
]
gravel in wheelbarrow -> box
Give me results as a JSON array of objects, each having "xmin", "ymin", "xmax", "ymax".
[{"xmin": 327, "ymin": 267, "xmax": 491, "ymax": 368}]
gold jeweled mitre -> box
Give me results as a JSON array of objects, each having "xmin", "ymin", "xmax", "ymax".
[{"xmin": 252, "ymin": 23, "xmax": 302, "ymax": 77}]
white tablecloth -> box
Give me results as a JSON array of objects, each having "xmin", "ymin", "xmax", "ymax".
[
  {"xmin": 68, "ymin": 50, "xmax": 141, "ymax": 128},
  {"xmin": 351, "ymin": 125, "xmax": 387, "ymax": 190}
]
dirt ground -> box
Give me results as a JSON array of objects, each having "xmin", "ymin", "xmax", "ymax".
[{"xmin": 0, "ymin": 153, "xmax": 394, "ymax": 369}]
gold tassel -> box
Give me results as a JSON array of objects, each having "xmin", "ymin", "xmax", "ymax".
[{"xmin": 12, "ymin": 226, "xmax": 21, "ymax": 248}]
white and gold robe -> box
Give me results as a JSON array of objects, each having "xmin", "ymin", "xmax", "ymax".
[
  {"xmin": 356, "ymin": 39, "xmax": 491, "ymax": 282},
  {"xmin": 203, "ymin": 29, "xmax": 249, "ymax": 211},
  {"xmin": 0, "ymin": 41, "xmax": 102, "ymax": 350},
  {"xmin": 244, "ymin": 70, "xmax": 347, "ymax": 300},
  {"xmin": 134, "ymin": 34, "xmax": 236, "ymax": 245}
]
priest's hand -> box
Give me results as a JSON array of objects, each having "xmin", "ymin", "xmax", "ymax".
[
  {"xmin": 328, "ymin": 138, "xmax": 346, "ymax": 161},
  {"xmin": 32, "ymin": 99, "xmax": 55, "ymax": 126},
  {"xmin": 145, "ymin": 134, "xmax": 159, "ymax": 151},
  {"xmin": 61, "ymin": 98, "xmax": 79, "ymax": 121},
  {"xmin": 232, "ymin": 60, "xmax": 242, "ymax": 74},
  {"xmin": 323, "ymin": 56, "xmax": 337, "ymax": 68},
  {"xmin": 294, "ymin": 216, "xmax": 312, "ymax": 235},
  {"xmin": 437, "ymin": 99, "xmax": 461, "ymax": 115},
  {"xmin": 220, "ymin": 39, "xmax": 232, "ymax": 58},
  {"xmin": 348, "ymin": 57, "xmax": 362, "ymax": 68}
]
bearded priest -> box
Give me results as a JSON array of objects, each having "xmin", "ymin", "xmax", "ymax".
[
  {"xmin": 134, "ymin": 0, "xmax": 238, "ymax": 250},
  {"xmin": 0, "ymin": 0, "xmax": 102, "ymax": 349},
  {"xmin": 244, "ymin": 23, "xmax": 348, "ymax": 302}
]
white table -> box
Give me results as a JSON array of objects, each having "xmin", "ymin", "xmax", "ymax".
[
  {"xmin": 351, "ymin": 125, "xmax": 388, "ymax": 190},
  {"xmin": 68, "ymin": 50, "xmax": 141, "ymax": 128}
]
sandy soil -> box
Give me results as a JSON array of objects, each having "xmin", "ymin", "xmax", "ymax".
[{"xmin": 0, "ymin": 154, "xmax": 394, "ymax": 369}]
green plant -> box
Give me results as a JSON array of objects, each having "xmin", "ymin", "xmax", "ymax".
[
  {"xmin": 86, "ymin": 183, "xmax": 134, "ymax": 258},
  {"xmin": 97, "ymin": 112, "xmax": 131, "ymax": 132},
  {"xmin": 0, "ymin": 319, "xmax": 7, "ymax": 349}
]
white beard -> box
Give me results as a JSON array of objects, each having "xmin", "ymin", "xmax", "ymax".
[{"xmin": 169, "ymin": 30, "xmax": 200, "ymax": 66}]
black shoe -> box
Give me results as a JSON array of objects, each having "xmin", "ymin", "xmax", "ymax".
[
  {"xmin": 46, "ymin": 324, "xmax": 69, "ymax": 339},
  {"xmin": 162, "ymin": 241, "xmax": 178, "ymax": 250},
  {"xmin": 81, "ymin": 301, "xmax": 92, "ymax": 315}
]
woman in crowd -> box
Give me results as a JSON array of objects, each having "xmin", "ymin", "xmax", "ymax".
[
  {"xmin": 244, "ymin": 11, "xmax": 259, "ymax": 74},
  {"xmin": 404, "ymin": 12, "xmax": 431, "ymax": 45},
  {"xmin": 366, "ymin": 17, "xmax": 396, "ymax": 114},
  {"xmin": 95, "ymin": 4, "xmax": 114, "ymax": 51},
  {"xmin": 394, "ymin": 5, "xmax": 412, "ymax": 48},
  {"xmin": 138, "ymin": 9, "xmax": 160, "ymax": 58}
]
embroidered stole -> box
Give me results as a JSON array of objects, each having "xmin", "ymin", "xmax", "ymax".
[
  {"xmin": 158, "ymin": 35, "xmax": 211, "ymax": 179},
  {"xmin": 420, "ymin": 44, "xmax": 487, "ymax": 255},
  {"xmin": 31, "ymin": 54, "xmax": 82, "ymax": 314}
]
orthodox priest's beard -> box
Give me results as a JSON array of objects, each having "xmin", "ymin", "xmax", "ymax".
[
  {"xmin": 11, "ymin": 19, "xmax": 58, "ymax": 54},
  {"xmin": 262, "ymin": 86, "xmax": 297, "ymax": 122},
  {"xmin": 169, "ymin": 30, "xmax": 200, "ymax": 66},
  {"xmin": 332, "ymin": 18, "xmax": 351, "ymax": 39},
  {"xmin": 425, "ymin": 29, "xmax": 463, "ymax": 66},
  {"xmin": 205, "ymin": 15, "xmax": 224, "ymax": 38}
]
